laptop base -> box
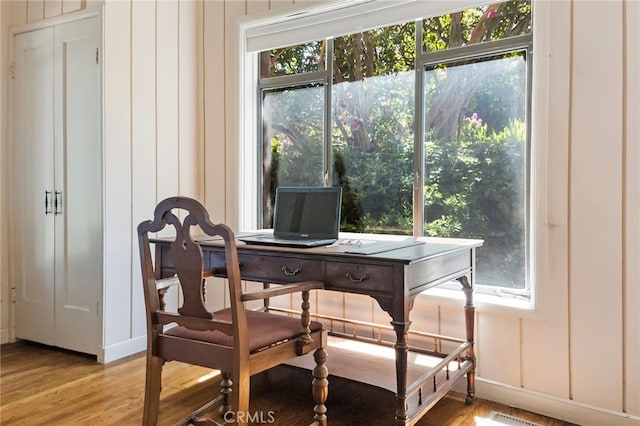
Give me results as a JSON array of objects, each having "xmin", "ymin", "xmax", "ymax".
[{"xmin": 239, "ymin": 234, "xmax": 337, "ymax": 248}]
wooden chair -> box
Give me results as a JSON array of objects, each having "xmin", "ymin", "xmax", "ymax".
[{"xmin": 137, "ymin": 196, "xmax": 328, "ymax": 425}]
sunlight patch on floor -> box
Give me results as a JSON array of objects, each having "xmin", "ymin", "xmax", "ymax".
[
  {"xmin": 327, "ymin": 338, "xmax": 461, "ymax": 370},
  {"xmin": 327, "ymin": 338, "xmax": 395, "ymax": 360},
  {"xmin": 197, "ymin": 370, "xmax": 221, "ymax": 383}
]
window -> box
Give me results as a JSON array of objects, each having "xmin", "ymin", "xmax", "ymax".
[{"xmin": 250, "ymin": 1, "xmax": 533, "ymax": 293}]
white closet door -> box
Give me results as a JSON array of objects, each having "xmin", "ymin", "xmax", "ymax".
[
  {"xmin": 13, "ymin": 27, "xmax": 56, "ymax": 345},
  {"xmin": 13, "ymin": 16, "xmax": 102, "ymax": 355},
  {"xmin": 53, "ymin": 16, "xmax": 102, "ymax": 355}
]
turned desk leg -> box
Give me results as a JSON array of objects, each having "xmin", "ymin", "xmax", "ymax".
[
  {"xmin": 458, "ymin": 275, "xmax": 476, "ymax": 404},
  {"xmin": 391, "ymin": 320, "xmax": 411, "ymax": 425},
  {"xmin": 297, "ymin": 290, "xmax": 314, "ymax": 355}
]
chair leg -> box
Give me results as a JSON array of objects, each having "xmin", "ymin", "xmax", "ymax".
[
  {"xmin": 143, "ymin": 355, "xmax": 164, "ymax": 426},
  {"xmin": 219, "ymin": 371, "xmax": 232, "ymax": 420},
  {"xmin": 234, "ymin": 371, "xmax": 251, "ymax": 426},
  {"xmin": 312, "ymin": 347, "xmax": 329, "ymax": 426}
]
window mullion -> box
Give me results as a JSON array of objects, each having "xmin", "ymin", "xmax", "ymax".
[
  {"xmin": 324, "ymin": 39, "xmax": 334, "ymax": 187},
  {"xmin": 413, "ymin": 19, "xmax": 425, "ymax": 237}
]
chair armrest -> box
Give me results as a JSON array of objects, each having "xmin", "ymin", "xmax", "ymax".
[{"xmin": 241, "ymin": 281, "xmax": 324, "ymax": 302}]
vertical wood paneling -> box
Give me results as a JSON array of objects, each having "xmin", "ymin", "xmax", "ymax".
[
  {"xmin": 204, "ymin": 277, "xmax": 229, "ymax": 313},
  {"xmin": 0, "ymin": 0, "xmax": 7, "ymax": 344},
  {"xmin": 247, "ymin": 0, "xmax": 269, "ymax": 16},
  {"xmin": 409, "ymin": 297, "xmax": 440, "ymax": 334},
  {"xmin": 476, "ymin": 313, "xmax": 521, "ymax": 386},
  {"xmin": 27, "ymin": 0, "xmax": 44, "ymax": 22},
  {"xmin": 222, "ymin": 0, "xmax": 245, "ymax": 227},
  {"xmin": 344, "ymin": 293, "xmax": 373, "ymax": 323},
  {"xmin": 102, "ymin": 0, "xmax": 132, "ymax": 345},
  {"xmin": 62, "ymin": 0, "xmax": 82, "ymax": 15},
  {"xmin": 44, "ymin": 0, "xmax": 61, "ymax": 19},
  {"xmin": 624, "ymin": 0, "xmax": 640, "ymax": 416},
  {"xmin": 85, "ymin": 0, "xmax": 102, "ymax": 11},
  {"xmin": 0, "ymin": 2, "xmax": 637, "ymax": 422},
  {"xmin": 521, "ymin": 0, "xmax": 571, "ymax": 398},
  {"xmin": 203, "ymin": 0, "xmax": 226, "ymax": 220},
  {"xmin": 269, "ymin": 0, "xmax": 295, "ymax": 12},
  {"xmin": 438, "ymin": 304, "xmax": 467, "ymax": 358},
  {"xmin": 2, "ymin": 0, "xmax": 29, "ymax": 346},
  {"xmin": 316, "ymin": 291, "xmax": 346, "ymax": 333},
  {"xmin": 178, "ymin": 0, "xmax": 204, "ymax": 200},
  {"xmin": 344, "ymin": 293, "xmax": 375, "ymax": 338},
  {"xmin": 7, "ymin": 0, "xmax": 28, "ymax": 26},
  {"xmin": 570, "ymin": 0, "xmax": 624, "ymax": 410},
  {"xmin": 130, "ymin": 0, "xmax": 157, "ymax": 339},
  {"xmin": 156, "ymin": 0, "xmax": 179, "ymax": 202},
  {"xmin": 438, "ymin": 304, "xmax": 466, "ymax": 341},
  {"xmin": 402, "ymin": 296, "xmax": 440, "ymax": 350}
]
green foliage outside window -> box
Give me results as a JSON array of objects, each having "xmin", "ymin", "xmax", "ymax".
[{"xmin": 261, "ymin": 1, "xmax": 531, "ymax": 288}]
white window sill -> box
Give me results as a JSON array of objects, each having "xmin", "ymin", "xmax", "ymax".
[{"xmin": 419, "ymin": 285, "xmax": 541, "ymax": 319}]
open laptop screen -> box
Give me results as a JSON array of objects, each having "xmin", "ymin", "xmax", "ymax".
[{"xmin": 273, "ymin": 187, "xmax": 342, "ymax": 240}]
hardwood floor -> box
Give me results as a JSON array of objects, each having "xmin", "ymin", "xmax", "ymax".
[{"xmin": 1, "ymin": 341, "xmax": 575, "ymax": 425}]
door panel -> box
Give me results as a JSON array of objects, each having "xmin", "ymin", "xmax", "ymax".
[
  {"xmin": 53, "ymin": 16, "xmax": 102, "ymax": 355},
  {"xmin": 13, "ymin": 27, "xmax": 56, "ymax": 345},
  {"xmin": 13, "ymin": 16, "xmax": 102, "ymax": 356}
]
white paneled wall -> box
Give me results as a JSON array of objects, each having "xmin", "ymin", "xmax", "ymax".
[
  {"xmin": 130, "ymin": 0, "xmax": 157, "ymax": 341},
  {"xmin": 0, "ymin": 0, "xmax": 7, "ymax": 345},
  {"xmin": 213, "ymin": 1, "xmax": 639, "ymax": 424},
  {"xmin": 103, "ymin": 0, "xmax": 134, "ymax": 354},
  {"xmin": 178, "ymin": 1, "xmax": 203, "ymax": 201},
  {"xmin": 0, "ymin": 0, "xmax": 205, "ymax": 359},
  {"xmin": 202, "ymin": 0, "xmax": 226, "ymax": 220},
  {"xmin": 521, "ymin": 0, "xmax": 571, "ymax": 400},
  {"xmin": 1, "ymin": 0, "xmax": 639, "ymax": 424},
  {"xmin": 625, "ymin": 1, "xmax": 640, "ymax": 416},
  {"xmin": 102, "ymin": 0, "xmax": 205, "ymax": 359},
  {"xmin": 570, "ymin": 1, "xmax": 624, "ymax": 409},
  {"xmin": 156, "ymin": 0, "xmax": 179, "ymax": 202}
]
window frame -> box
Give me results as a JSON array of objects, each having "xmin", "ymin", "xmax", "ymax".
[
  {"xmin": 238, "ymin": 0, "xmax": 549, "ymax": 311},
  {"xmin": 414, "ymin": 31, "xmax": 534, "ymax": 297}
]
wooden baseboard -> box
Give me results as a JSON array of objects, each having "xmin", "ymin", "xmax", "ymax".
[{"xmin": 472, "ymin": 378, "xmax": 640, "ymax": 426}]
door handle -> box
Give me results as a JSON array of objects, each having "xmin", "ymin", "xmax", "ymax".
[
  {"xmin": 54, "ymin": 191, "xmax": 63, "ymax": 215},
  {"xmin": 45, "ymin": 191, "xmax": 52, "ymax": 214}
]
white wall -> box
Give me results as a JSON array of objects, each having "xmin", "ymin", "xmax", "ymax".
[
  {"xmin": 217, "ymin": 1, "xmax": 640, "ymax": 425},
  {"xmin": 0, "ymin": 0, "xmax": 6, "ymax": 346},
  {"xmin": 1, "ymin": 0, "xmax": 638, "ymax": 424},
  {"xmin": 0, "ymin": 0, "xmax": 204, "ymax": 360},
  {"xmin": 101, "ymin": 0, "xmax": 204, "ymax": 360}
]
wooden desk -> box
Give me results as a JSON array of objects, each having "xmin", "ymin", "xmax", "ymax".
[{"xmin": 153, "ymin": 233, "xmax": 482, "ymax": 425}]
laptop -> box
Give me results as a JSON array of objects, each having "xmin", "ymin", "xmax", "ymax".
[{"xmin": 240, "ymin": 187, "xmax": 343, "ymax": 248}]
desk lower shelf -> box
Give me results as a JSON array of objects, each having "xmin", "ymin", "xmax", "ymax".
[{"xmin": 287, "ymin": 334, "xmax": 473, "ymax": 424}]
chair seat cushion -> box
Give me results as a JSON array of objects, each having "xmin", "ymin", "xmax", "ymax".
[{"xmin": 165, "ymin": 309, "xmax": 323, "ymax": 353}]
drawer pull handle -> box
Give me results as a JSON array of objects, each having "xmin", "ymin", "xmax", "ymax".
[
  {"xmin": 346, "ymin": 272, "xmax": 369, "ymax": 283},
  {"xmin": 281, "ymin": 266, "xmax": 302, "ymax": 276}
]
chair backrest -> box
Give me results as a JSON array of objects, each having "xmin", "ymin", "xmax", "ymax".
[{"xmin": 137, "ymin": 196, "xmax": 247, "ymax": 349}]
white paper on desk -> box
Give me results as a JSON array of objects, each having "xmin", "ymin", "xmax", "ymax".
[{"xmin": 339, "ymin": 239, "xmax": 424, "ymax": 255}]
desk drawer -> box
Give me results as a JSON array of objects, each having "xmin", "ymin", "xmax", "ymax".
[
  {"xmin": 237, "ymin": 254, "xmax": 324, "ymax": 283},
  {"xmin": 325, "ymin": 262, "xmax": 393, "ymax": 293}
]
